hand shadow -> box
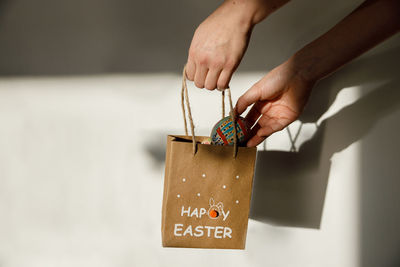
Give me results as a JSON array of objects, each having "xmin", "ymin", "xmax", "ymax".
[
  {"xmin": 143, "ymin": 45, "xmax": 400, "ymax": 231},
  {"xmin": 250, "ymin": 45, "xmax": 400, "ymax": 229}
]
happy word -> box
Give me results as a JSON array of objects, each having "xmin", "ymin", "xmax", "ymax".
[{"xmin": 181, "ymin": 206, "xmax": 230, "ymax": 221}]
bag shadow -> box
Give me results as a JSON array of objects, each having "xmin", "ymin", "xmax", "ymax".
[
  {"xmin": 250, "ymin": 76, "xmax": 400, "ymax": 230},
  {"xmin": 249, "ymin": 45, "xmax": 400, "ymax": 229},
  {"xmin": 250, "ymin": 123, "xmax": 327, "ymax": 229}
]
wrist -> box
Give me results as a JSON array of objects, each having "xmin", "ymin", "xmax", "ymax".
[
  {"xmin": 219, "ymin": 0, "xmax": 288, "ymax": 28},
  {"xmin": 290, "ymin": 46, "xmax": 325, "ymax": 85}
]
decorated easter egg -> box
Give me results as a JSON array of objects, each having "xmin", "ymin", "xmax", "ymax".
[{"xmin": 210, "ymin": 116, "xmax": 250, "ymax": 146}]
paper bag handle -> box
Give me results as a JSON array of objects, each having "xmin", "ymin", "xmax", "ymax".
[{"xmin": 181, "ymin": 65, "xmax": 238, "ymax": 158}]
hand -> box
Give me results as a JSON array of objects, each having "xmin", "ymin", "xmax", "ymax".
[
  {"xmin": 186, "ymin": 1, "xmax": 270, "ymax": 90},
  {"xmin": 235, "ymin": 59, "xmax": 315, "ymax": 147}
]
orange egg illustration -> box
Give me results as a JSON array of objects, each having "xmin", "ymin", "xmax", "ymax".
[{"xmin": 209, "ymin": 209, "xmax": 219, "ymax": 218}]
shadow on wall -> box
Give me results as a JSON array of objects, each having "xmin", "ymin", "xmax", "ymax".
[
  {"xmin": 145, "ymin": 45, "xmax": 400, "ymax": 232},
  {"xmin": 0, "ymin": 0, "xmax": 359, "ymax": 75},
  {"xmin": 249, "ymin": 45, "xmax": 400, "ymax": 229},
  {"xmin": 358, "ymin": 84, "xmax": 400, "ymax": 267},
  {"xmin": 0, "ymin": 0, "xmax": 217, "ymax": 75},
  {"xmin": 143, "ymin": 43, "xmax": 400, "ymax": 267}
]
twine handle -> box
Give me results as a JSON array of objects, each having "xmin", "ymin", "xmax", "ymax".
[
  {"xmin": 222, "ymin": 90, "xmax": 225, "ymax": 118},
  {"xmin": 181, "ymin": 66, "xmax": 197, "ymax": 154},
  {"xmin": 181, "ymin": 65, "xmax": 238, "ymax": 157},
  {"xmin": 226, "ymin": 87, "xmax": 238, "ymax": 157}
]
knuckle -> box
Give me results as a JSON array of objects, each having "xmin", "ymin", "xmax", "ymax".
[
  {"xmin": 197, "ymin": 54, "xmax": 209, "ymax": 65},
  {"xmin": 210, "ymin": 58, "xmax": 224, "ymax": 69},
  {"xmin": 225, "ymin": 59, "xmax": 236, "ymax": 69},
  {"xmin": 188, "ymin": 47, "xmax": 196, "ymax": 58}
]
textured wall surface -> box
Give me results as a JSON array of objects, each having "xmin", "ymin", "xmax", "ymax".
[
  {"xmin": 0, "ymin": 0, "xmax": 399, "ymax": 266},
  {"xmin": 0, "ymin": 59, "xmax": 399, "ymax": 266},
  {"xmin": 0, "ymin": 0, "xmax": 365, "ymax": 75}
]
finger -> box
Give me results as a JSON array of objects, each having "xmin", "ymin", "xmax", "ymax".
[
  {"xmin": 217, "ymin": 69, "xmax": 233, "ymax": 90},
  {"xmin": 247, "ymin": 134, "xmax": 266, "ymax": 147},
  {"xmin": 185, "ymin": 60, "xmax": 196, "ymax": 81},
  {"xmin": 244, "ymin": 101, "xmax": 272, "ymax": 129},
  {"xmin": 194, "ymin": 66, "xmax": 208, "ymax": 89},
  {"xmin": 246, "ymin": 121, "xmax": 274, "ymax": 147},
  {"xmin": 248, "ymin": 123, "xmax": 260, "ymax": 139},
  {"xmin": 256, "ymin": 115, "xmax": 289, "ymax": 137},
  {"xmin": 246, "ymin": 113, "xmax": 289, "ymax": 147},
  {"xmin": 204, "ymin": 68, "xmax": 222, "ymax": 90},
  {"xmin": 235, "ymin": 84, "xmax": 262, "ymax": 115}
]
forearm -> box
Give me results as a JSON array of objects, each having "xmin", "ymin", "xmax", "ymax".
[
  {"xmin": 217, "ymin": 0, "xmax": 290, "ymax": 29},
  {"xmin": 293, "ymin": 0, "xmax": 400, "ymax": 83}
]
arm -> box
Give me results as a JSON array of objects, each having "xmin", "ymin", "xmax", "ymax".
[
  {"xmin": 236, "ymin": 0, "xmax": 400, "ymax": 147},
  {"xmin": 186, "ymin": 0, "xmax": 290, "ymax": 90},
  {"xmin": 295, "ymin": 0, "xmax": 400, "ymax": 82}
]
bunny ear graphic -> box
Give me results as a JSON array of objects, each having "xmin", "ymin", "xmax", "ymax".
[
  {"xmin": 209, "ymin": 197, "xmax": 215, "ymax": 206},
  {"xmin": 217, "ymin": 202, "xmax": 224, "ymax": 210}
]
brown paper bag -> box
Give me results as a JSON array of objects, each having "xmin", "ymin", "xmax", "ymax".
[{"xmin": 161, "ymin": 68, "xmax": 257, "ymax": 249}]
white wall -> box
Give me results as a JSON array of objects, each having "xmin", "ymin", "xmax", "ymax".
[
  {"xmin": 0, "ymin": 45, "xmax": 400, "ymax": 266},
  {"xmin": 0, "ymin": 0, "xmax": 400, "ymax": 266}
]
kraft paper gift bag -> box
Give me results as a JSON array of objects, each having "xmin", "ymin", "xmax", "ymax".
[{"xmin": 161, "ymin": 68, "xmax": 257, "ymax": 249}]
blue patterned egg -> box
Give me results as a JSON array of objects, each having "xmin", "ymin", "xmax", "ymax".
[{"xmin": 210, "ymin": 116, "xmax": 250, "ymax": 146}]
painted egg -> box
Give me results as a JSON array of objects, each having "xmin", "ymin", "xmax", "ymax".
[{"xmin": 210, "ymin": 116, "xmax": 250, "ymax": 146}]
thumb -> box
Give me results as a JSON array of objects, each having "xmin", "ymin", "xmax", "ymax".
[{"xmin": 235, "ymin": 84, "xmax": 262, "ymax": 116}]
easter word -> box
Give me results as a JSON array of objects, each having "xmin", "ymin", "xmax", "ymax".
[
  {"xmin": 181, "ymin": 206, "xmax": 230, "ymax": 221},
  {"xmin": 174, "ymin": 224, "xmax": 232, "ymax": 239}
]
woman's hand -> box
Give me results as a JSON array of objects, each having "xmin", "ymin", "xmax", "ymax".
[
  {"xmin": 235, "ymin": 59, "xmax": 315, "ymax": 147},
  {"xmin": 186, "ymin": 0, "xmax": 278, "ymax": 90},
  {"xmin": 236, "ymin": 0, "xmax": 400, "ymax": 147}
]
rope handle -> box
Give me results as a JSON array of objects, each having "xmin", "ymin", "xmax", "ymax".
[
  {"xmin": 181, "ymin": 65, "xmax": 238, "ymax": 157},
  {"xmin": 285, "ymin": 123, "xmax": 303, "ymax": 152},
  {"xmin": 262, "ymin": 124, "xmax": 302, "ymax": 152}
]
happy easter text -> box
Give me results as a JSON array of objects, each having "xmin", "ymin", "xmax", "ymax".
[{"xmin": 173, "ymin": 206, "xmax": 232, "ymax": 239}]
